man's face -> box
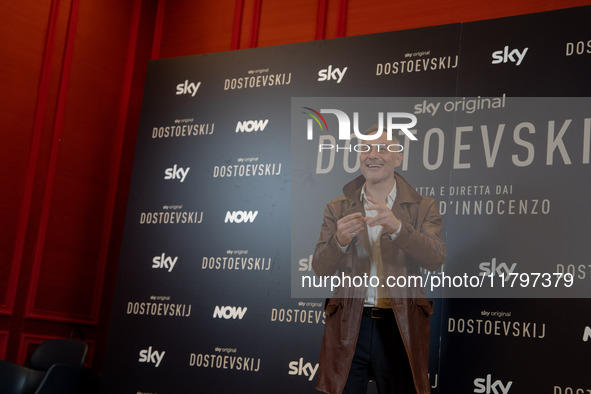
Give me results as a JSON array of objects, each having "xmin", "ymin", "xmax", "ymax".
[{"xmin": 359, "ymin": 132, "xmax": 403, "ymax": 185}]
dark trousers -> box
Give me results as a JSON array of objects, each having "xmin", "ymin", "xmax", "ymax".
[{"xmin": 343, "ymin": 310, "xmax": 416, "ymax": 394}]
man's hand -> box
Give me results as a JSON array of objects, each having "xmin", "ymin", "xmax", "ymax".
[
  {"xmin": 336, "ymin": 212, "xmax": 365, "ymax": 247},
  {"xmin": 364, "ymin": 196, "xmax": 401, "ymax": 234}
]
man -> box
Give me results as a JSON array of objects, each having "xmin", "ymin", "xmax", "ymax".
[{"xmin": 313, "ymin": 126, "xmax": 445, "ymax": 394}]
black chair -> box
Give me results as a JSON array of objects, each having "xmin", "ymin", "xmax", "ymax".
[
  {"xmin": 0, "ymin": 360, "xmax": 45, "ymax": 394},
  {"xmin": 35, "ymin": 364, "xmax": 85, "ymax": 394},
  {"xmin": 28, "ymin": 339, "xmax": 88, "ymax": 372},
  {"xmin": 0, "ymin": 338, "xmax": 88, "ymax": 394}
]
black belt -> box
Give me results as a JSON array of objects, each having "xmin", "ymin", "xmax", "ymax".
[{"xmin": 363, "ymin": 307, "xmax": 394, "ymax": 319}]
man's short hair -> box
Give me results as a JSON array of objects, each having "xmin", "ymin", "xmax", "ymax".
[{"xmin": 362, "ymin": 124, "xmax": 400, "ymax": 144}]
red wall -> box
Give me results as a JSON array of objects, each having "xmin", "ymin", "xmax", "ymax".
[
  {"xmin": 1, "ymin": 0, "xmax": 589, "ymax": 372},
  {"xmin": 0, "ymin": 0, "xmax": 156, "ymax": 369}
]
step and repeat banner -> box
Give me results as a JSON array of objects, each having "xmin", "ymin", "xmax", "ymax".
[{"xmin": 102, "ymin": 6, "xmax": 591, "ymax": 393}]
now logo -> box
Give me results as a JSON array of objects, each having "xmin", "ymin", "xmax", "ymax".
[
  {"xmin": 236, "ymin": 119, "xmax": 269, "ymax": 133},
  {"xmin": 213, "ymin": 306, "xmax": 248, "ymax": 319},
  {"xmin": 224, "ymin": 210, "xmax": 258, "ymax": 223}
]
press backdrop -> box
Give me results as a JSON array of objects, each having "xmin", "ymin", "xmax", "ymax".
[{"xmin": 102, "ymin": 6, "xmax": 591, "ymax": 393}]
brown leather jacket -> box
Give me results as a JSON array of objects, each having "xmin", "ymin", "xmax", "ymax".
[{"xmin": 313, "ymin": 173, "xmax": 445, "ymax": 394}]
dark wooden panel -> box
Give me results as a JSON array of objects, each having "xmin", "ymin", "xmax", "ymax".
[
  {"xmin": 0, "ymin": 0, "xmax": 53, "ymax": 315},
  {"xmin": 257, "ymin": 0, "xmax": 318, "ymax": 47},
  {"xmin": 159, "ymin": 0, "xmax": 236, "ymax": 57},
  {"xmin": 26, "ymin": 0, "xmax": 139, "ymax": 324},
  {"xmin": 345, "ymin": 0, "xmax": 591, "ymax": 36},
  {"xmin": 0, "ymin": 331, "xmax": 8, "ymax": 359},
  {"xmin": 323, "ymin": 0, "xmax": 343, "ymax": 40},
  {"xmin": 238, "ymin": 0, "xmax": 258, "ymax": 49}
]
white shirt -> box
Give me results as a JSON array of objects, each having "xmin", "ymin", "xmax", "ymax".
[{"xmin": 361, "ymin": 182, "xmax": 399, "ymax": 308}]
